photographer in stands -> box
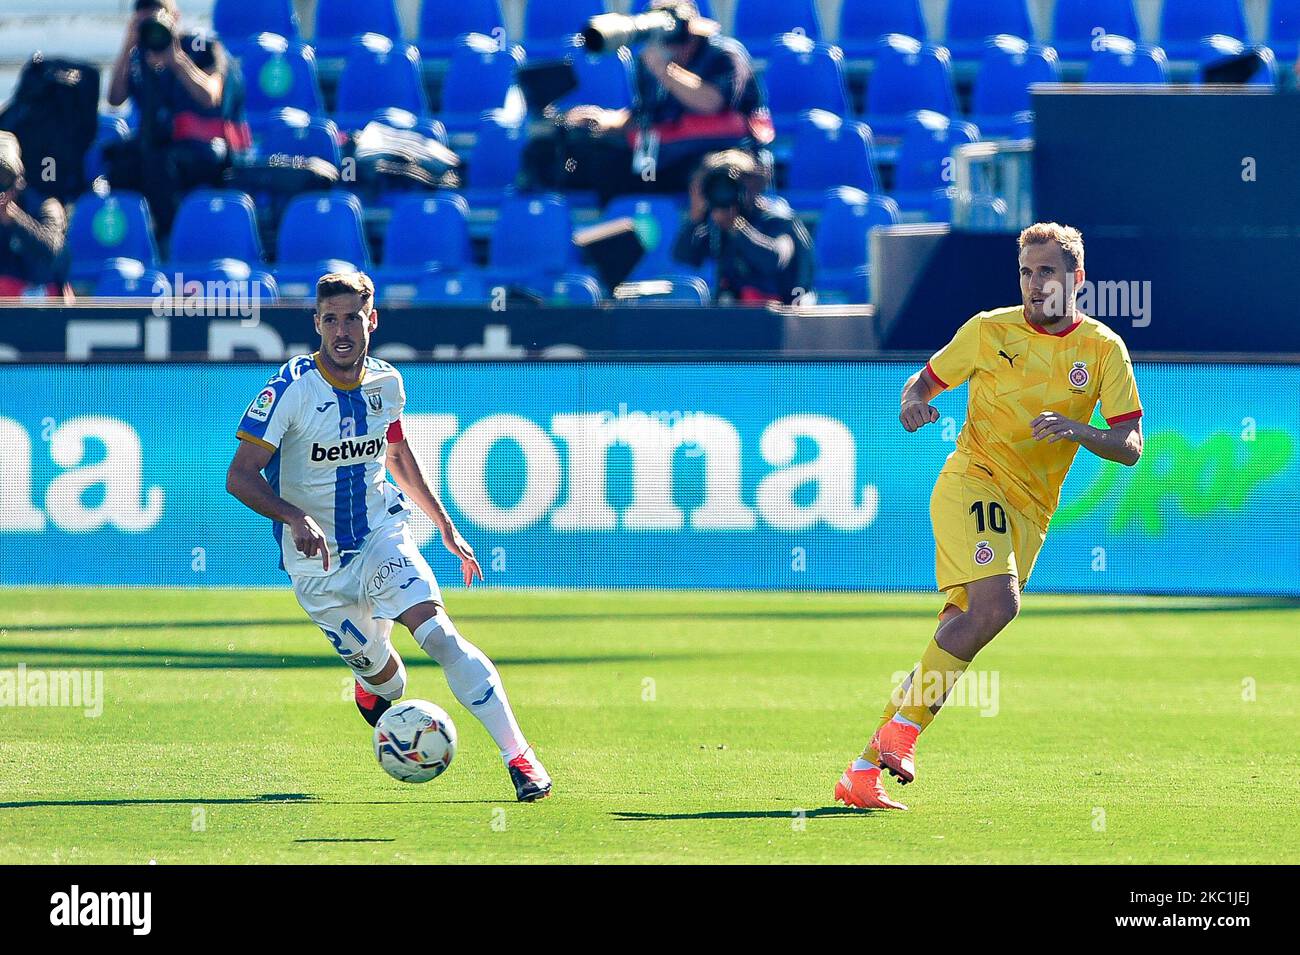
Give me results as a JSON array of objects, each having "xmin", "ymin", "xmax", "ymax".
[
  {"xmin": 0, "ymin": 132, "xmax": 68, "ymax": 297},
  {"xmin": 673, "ymin": 150, "xmax": 814, "ymax": 306},
  {"xmin": 105, "ymin": 0, "xmax": 248, "ymax": 236},
  {"xmin": 522, "ymin": 0, "xmax": 771, "ymax": 204}
]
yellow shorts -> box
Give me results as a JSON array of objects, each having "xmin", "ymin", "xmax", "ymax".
[{"xmin": 930, "ymin": 471, "xmax": 1047, "ymax": 613}]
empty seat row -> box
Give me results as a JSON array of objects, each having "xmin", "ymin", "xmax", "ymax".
[
  {"xmin": 70, "ymin": 184, "xmax": 907, "ymax": 305},
  {"xmin": 231, "ymin": 25, "xmax": 1284, "ymax": 169},
  {"xmin": 212, "ymin": 0, "xmax": 1300, "ymax": 66}
]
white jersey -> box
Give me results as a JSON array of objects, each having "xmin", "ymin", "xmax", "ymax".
[{"xmin": 236, "ymin": 353, "xmax": 410, "ymax": 577}]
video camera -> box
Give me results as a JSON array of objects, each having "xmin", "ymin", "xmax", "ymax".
[
  {"xmin": 136, "ymin": 3, "xmax": 176, "ymax": 54},
  {"xmin": 701, "ymin": 163, "xmax": 744, "ymax": 211},
  {"xmin": 580, "ymin": 2, "xmax": 695, "ymax": 54}
]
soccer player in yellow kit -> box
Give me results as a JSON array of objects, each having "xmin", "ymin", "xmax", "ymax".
[{"xmin": 835, "ymin": 223, "xmax": 1145, "ymax": 811}]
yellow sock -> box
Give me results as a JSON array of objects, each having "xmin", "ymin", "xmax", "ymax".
[
  {"xmin": 897, "ymin": 639, "xmax": 970, "ymax": 730},
  {"xmin": 861, "ymin": 667, "xmax": 914, "ymax": 764}
]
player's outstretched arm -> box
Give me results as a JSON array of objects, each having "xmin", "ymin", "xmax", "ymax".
[
  {"xmin": 1030, "ymin": 413, "xmax": 1143, "ymax": 466},
  {"xmin": 899, "ymin": 366, "xmax": 944, "ymax": 432},
  {"xmin": 226, "ymin": 440, "xmax": 331, "ymax": 570},
  {"xmin": 387, "ymin": 438, "xmax": 484, "ymax": 586}
]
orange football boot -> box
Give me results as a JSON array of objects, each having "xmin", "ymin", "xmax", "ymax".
[
  {"xmin": 834, "ymin": 763, "xmax": 907, "ymax": 810},
  {"xmin": 873, "ymin": 719, "xmax": 920, "ymax": 785}
]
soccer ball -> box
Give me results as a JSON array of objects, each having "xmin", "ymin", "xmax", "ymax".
[{"xmin": 373, "ymin": 700, "xmax": 458, "ymax": 783}]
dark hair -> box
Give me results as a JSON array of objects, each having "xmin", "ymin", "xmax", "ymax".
[{"xmin": 316, "ymin": 272, "xmax": 375, "ymax": 309}]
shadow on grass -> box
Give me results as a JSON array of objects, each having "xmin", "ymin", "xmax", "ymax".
[
  {"xmin": 3, "ymin": 597, "xmax": 1296, "ymax": 638},
  {"xmin": 611, "ymin": 807, "xmax": 873, "ymax": 821},
  {"xmin": 0, "ymin": 646, "xmax": 704, "ymax": 670},
  {"xmin": 0, "ymin": 793, "xmax": 317, "ymax": 810},
  {"xmin": 293, "ymin": 837, "xmax": 395, "ymax": 844}
]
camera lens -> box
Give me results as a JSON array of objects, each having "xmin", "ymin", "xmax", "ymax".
[{"xmin": 138, "ymin": 14, "xmax": 173, "ymax": 53}]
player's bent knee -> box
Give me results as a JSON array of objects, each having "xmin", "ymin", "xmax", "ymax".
[
  {"xmin": 398, "ymin": 599, "xmax": 444, "ymax": 634},
  {"xmin": 410, "ymin": 604, "xmax": 462, "ymax": 658},
  {"xmin": 359, "ymin": 655, "xmax": 407, "ymax": 702}
]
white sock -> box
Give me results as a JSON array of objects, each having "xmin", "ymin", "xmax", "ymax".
[
  {"xmin": 412, "ymin": 608, "xmax": 528, "ymax": 762},
  {"xmin": 891, "ymin": 713, "xmax": 922, "ymax": 730},
  {"xmin": 851, "ymin": 757, "xmax": 879, "ymax": 772},
  {"xmin": 358, "ymin": 653, "xmax": 406, "ymax": 701}
]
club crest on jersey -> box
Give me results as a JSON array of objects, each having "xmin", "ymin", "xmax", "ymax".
[
  {"xmin": 974, "ymin": 541, "xmax": 995, "ymax": 566},
  {"xmin": 247, "ymin": 387, "xmax": 276, "ymax": 421},
  {"xmin": 365, "ymin": 389, "xmax": 383, "ymax": 412},
  {"xmin": 1068, "ymin": 361, "xmax": 1089, "ymax": 388}
]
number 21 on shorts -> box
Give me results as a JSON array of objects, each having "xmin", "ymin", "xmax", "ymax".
[{"xmin": 320, "ymin": 618, "xmax": 368, "ymax": 656}]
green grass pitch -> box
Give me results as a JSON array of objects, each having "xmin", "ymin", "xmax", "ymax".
[{"xmin": 1, "ymin": 588, "xmax": 1297, "ymax": 864}]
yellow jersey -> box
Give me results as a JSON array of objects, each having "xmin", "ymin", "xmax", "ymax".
[{"xmin": 925, "ymin": 306, "xmax": 1143, "ymax": 529}]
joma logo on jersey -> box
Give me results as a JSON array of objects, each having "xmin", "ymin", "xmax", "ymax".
[{"xmin": 309, "ymin": 435, "xmax": 386, "ymax": 463}]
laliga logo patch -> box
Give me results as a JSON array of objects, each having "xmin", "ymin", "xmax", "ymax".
[
  {"xmin": 1069, "ymin": 361, "xmax": 1089, "ymax": 388},
  {"xmin": 974, "ymin": 541, "xmax": 995, "ymax": 566},
  {"xmin": 247, "ymin": 387, "xmax": 276, "ymax": 421}
]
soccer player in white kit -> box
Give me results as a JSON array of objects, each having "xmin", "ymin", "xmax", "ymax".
[{"xmin": 225, "ymin": 272, "xmax": 551, "ymax": 801}]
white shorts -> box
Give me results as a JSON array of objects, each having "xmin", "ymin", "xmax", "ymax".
[{"xmin": 291, "ymin": 522, "xmax": 442, "ymax": 679}]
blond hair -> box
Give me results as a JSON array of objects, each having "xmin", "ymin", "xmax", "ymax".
[
  {"xmin": 1018, "ymin": 222, "xmax": 1084, "ymax": 272},
  {"xmin": 316, "ymin": 271, "xmax": 375, "ymax": 309}
]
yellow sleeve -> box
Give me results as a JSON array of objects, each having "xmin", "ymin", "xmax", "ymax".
[
  {"xmin": 1098, "ymin": 337, "xmax": 1142, "ymax": 425},
  {"xmin": 925, "ymin": 316, "xmax": 981, "ymax": 391}
]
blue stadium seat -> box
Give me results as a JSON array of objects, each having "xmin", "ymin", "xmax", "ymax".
[
  {"xmin": 964, "ymin": 193, "xmax": 1010, "ymax": 231},
  {"xmin": 439, "ymin": 34, "xmax": 527, "ymax": 134},
  {"xmin": 525, "ymin": 0, "xmax": 605, "ymax": 59},
  {"xmin": 1051, "ymin": 0, "xmax": 1139, "ymax": 60},
  {"xmin": 1084, "ymin": 35, "xmax": 1169, "ymax": 83},
  {"xmin": 733, "ymin": 0, "xmax": 822, "ymax": 60},
  {"xmin": 313, "ymin": 0, "xmax": 404, "ymax": 59},
  {"xmin": 240, "ymin": 34, "xmax": 324, "ymax": 137},
  {"xmin": 192, "ymin": 258, "xmax": 281, "ymax": 302},
  {"xmin": 413, "ymin": 270, "xmax": 495, "ymax": 305},
  {"xmin": 168, "ymin": 189, "xmax": 263, "ymax": 270},
  {"xmin": 335, "ymin": 34, "xmax": 433, "ymax": 134},
  {"xmin": 838, "ymin": 0, "xmax": 928, "ymax": 59},
  {"xmin": 214, "ymin": 0, "xmax": 300, "ymax": 56},
  {"xmin": 614, "ymin": 274, "xmax": 712, "ymax": 306},
  {"xmin": 891, "ymin": 110, "xmax": 979, "ymax": 216},
  {"xmin": 489, "ymin": 193, "xmax": 574, "ymax": 278},
  {"xmin": 945, "ymin": 0, "xmax": 1032, "ymax": 61},
  {"xmin": 864, "ymin": 34, "xmax": 956, "ymax": 137},
  {"xmin": 786, "ymin": 110, "xmax": 878, "ymax": 212},
  {"xmin": 94, "ymin": 258, "xmax": 166, "ymax": 298},
  {"xmin": 258, "ymin": 109, "xmax": 342, "ymax": 166},
  {"xmin": 373, "ymin": 193, "xmax": 472, "ymax": 303},
  {"xmin": 814, "ymin": 187, "xmax": 899, "ymax": 303},
  {"xmin": 1197, "ymin": 36, "xmax": 1278, "ymax": 86},
  {"xmin": 764, "ymin": 33, "xmax": 850, "ymax": 132},
  {"xmin": 420, "ymin": 0, "xmax": 508, "ymax": 59},
  {"xmin": 464, "ymin": 113, "xmax": 527, "ymax": 207},
  {"xmin": 530, "ymin": 272, "xmax": 604, "ymax": 305},
  {"xmin": 85, "ymin": 114, "xmax": 130, "ymax": 186},
  {"xmin": 274, "ymin": 192, "xmax": 371, "ymax": 298},
  {"xmin": 68, "ymin": 191, "xmax": 159, "ymax": 281},
  {"xmin": 1160, "ymin": 0, "xmax": 1246, "ymax": 60},
  {"xmin": 555, "ymin": 44, "xmax": 635, "ymax": 111},
  {"xmin": 1268, "ymin": 0, "xmax": 1300, "ymax": 61},
  {"xmin": 970, "ymin": 35, "xmax": 1059, "ymax": 138},
  {"xmin": 606, "ymin": 196, "xmax": 686, "ymax": 273}
]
